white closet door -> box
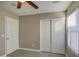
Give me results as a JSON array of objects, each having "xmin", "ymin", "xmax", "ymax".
[
  {"xmin": 52, "ymin": 18, "xmax": 65, "ymax": 54},
  {"xmin": 40, "ymin": 20, "xmax": 50, "ymax": 52}
]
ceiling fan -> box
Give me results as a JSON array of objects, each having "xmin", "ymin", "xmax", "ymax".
[{"xmin": 17, "ymin": 1, "xmax": 39, "ymax": 9}]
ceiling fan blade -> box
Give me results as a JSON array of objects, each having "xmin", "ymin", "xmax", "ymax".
[
  {"xmin": 26, "ymin": 1, "xmax": 39, "ymax": 9},
  {"xmin": 17, "ymin": 1, "xmax": 22, "ymax": 9}
]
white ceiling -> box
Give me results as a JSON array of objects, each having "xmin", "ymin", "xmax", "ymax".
[{"xmin": 0, "ymin": 1, "xmax": 72, "ymax": 16}]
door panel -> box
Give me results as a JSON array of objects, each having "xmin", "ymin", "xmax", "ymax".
[
  {"xmin": 52, "ymin": 18, "xmax": 65, "ymax": 54},
  {"xmin": 5, "ymin": 17, "xmax": 19, "ymax": 54},
  {"xmin": 40, "ymin": 20, "xmax": 50, "ymax": 52}
]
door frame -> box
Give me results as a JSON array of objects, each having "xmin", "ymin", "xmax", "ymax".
[{"xmin": 5, "ymin": 16, "xmax": 19, "ymax": 56}]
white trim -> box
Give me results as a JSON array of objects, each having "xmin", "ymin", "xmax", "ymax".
[
  {"xmin": 0, "ymin": 54, "xmax": 6, "ymax": 57},
  {"xmin": 5, "ymin": 16, "xmax": 7, "ymax": 56},
  {"xmin": 65, "ymin": 54, "xmax": 69, "ymax": 57},
  {"xmin": 19, "ymin": 48, "xmax": 40, "ymax": 52}
]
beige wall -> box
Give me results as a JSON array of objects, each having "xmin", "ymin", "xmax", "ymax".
[
  {"xmin": 19, "ymin": 12, "xmax": 65, "ymax": 50},
  {"xmin": 66, "ymin": 2, "xmax": 79, "ymax": 57},
  {"xmin": 0, "ymin": 7, "xmax": 19, "ymax": 56}
]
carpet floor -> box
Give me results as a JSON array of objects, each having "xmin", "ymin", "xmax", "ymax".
[{"xmin": 7, "ymin": 49, "xmax": 65, "ymax": 57}]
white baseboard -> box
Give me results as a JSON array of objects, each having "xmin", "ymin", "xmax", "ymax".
[
  {"xmin": 19, "ymin": 48, "xmax": 40, "ymax": 52},
  {"xmin": 0, "ymin": 54, "xmax": 6, "ymax": 57},
  {"xmin": 65, "ymin": 54, "xmax": 69, "ymax": 57}
]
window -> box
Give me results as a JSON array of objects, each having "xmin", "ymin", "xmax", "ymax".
[{"xmin": 67, "ymin": 8, "xmax": 79, "ymax": 54}]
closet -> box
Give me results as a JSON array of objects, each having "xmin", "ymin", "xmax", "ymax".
[{"xmin": 40, "ymin": 18, "xmax": 65, "ymax": 54}]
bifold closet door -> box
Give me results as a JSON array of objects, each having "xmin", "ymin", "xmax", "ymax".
[
  {"xmin": 40, "ymin": 20, "xmax": 50, "ymax": 52},
  {"xmin": 52, "ymin": 18, "xmax": 65, "ymax": 54},
  {"xmin": 40, "ymin": 19, "xmax": 65, "ymax": 54}
]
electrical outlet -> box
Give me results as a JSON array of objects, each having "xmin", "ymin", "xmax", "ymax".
[{"xmin": 32, "ymin": 44, "xmax": 35, "ymax": 47}]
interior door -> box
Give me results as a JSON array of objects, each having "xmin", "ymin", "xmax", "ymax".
[
  {"xmin": 5, "ymin": 16, "xmax": 19, "ymax": 55},
  {"xmin": 52, "ymin": 18, "xmax": 65, "ymax": 54},
  {"xmin": 40, "ymin": 20, "xmax": 50, "ymax": 52}
]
